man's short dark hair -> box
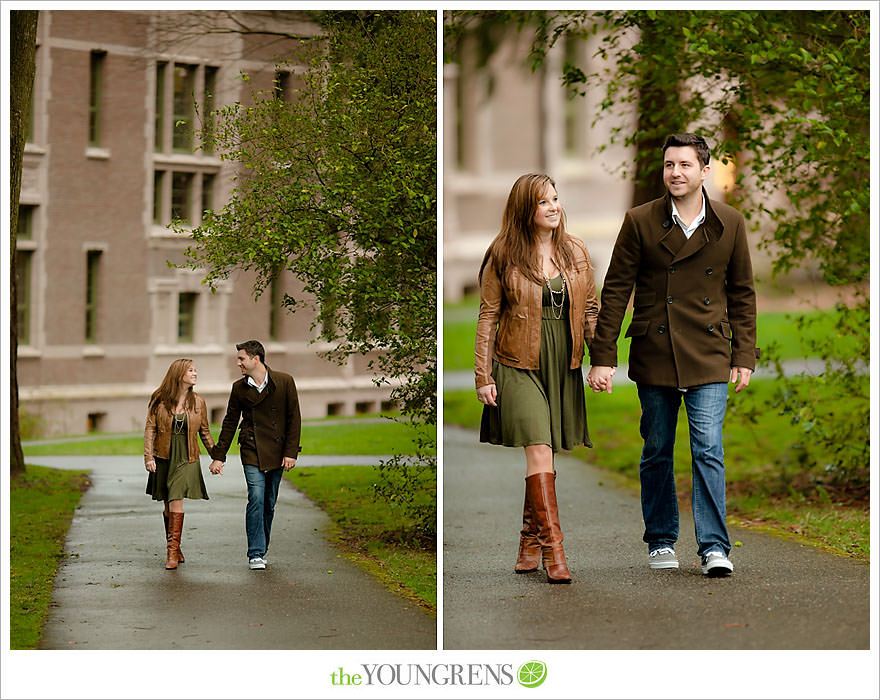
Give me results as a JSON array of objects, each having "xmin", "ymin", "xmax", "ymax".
[
  {"xmin": 236, "ymin": 340, "xmax": 265, "ymax": 364},
  {"xmin": 662, "ymin": 133, "xmax": 710, "ymax": 169}
]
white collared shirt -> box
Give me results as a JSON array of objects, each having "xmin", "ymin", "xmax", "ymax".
[
  {"xmin": 671, "ymin": 196, "xmax": 706, "ymax": 239},
  {"xmin": 247, "ymin": 370, "xmax": 269, "ymax": 393}
]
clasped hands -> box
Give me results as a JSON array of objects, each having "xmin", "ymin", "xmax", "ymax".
[{"xmin": 208, "ymin": 457, "xmax": 297, "ymax": 474}]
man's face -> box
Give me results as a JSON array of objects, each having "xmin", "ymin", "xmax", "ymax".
[
  {"xmin": 236, "ymin": 350, "xmax": 259, "ymax": 376},
  {"xmin": 663, "ymin": 145, "xmax": 710, "ymax": 200}
]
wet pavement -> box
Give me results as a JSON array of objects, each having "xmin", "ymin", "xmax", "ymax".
[
  {"xmin": 28, "ymin": 455, "xmax": 435, "ymax": 650},
  {"xmin": 443, "ymin": 426, "xmax": 869, "ymax": 650}
]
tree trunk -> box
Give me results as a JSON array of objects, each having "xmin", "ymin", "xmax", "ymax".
[
  {"xmin": 9, "ymin": 10, "xmax": 39, "ymax": 476},
  {"xmin": 630, "ymin": 20, "xmax": 671, "ymax": 208}
]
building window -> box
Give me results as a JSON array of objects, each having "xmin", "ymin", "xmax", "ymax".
[
  {"xmin": 87, "ymin": 412, "xmax": 106, "ymax": 433},
  {"xmin": 154, "ymin": 61, "xmax": 166, "ymax": 152},
  {"xmin": 203, "ymin": 66, "xmax": 217, "ymax": 154},
  {"xmin": 274, "ymin": 70, "xmax": 290, "ymax": 101},
  {"xmin": 85, "ymin": 250, "xmax": 101, "ymax": 343},
  {"xmin": 171, "ymin": 171, "xmax": 192, "ymax": 222},
  {"xmin": 201, "ymin": 172, "xmax": 215, "ymax": 221},
  {"xmin": 178, "ymin": 292, "xmax": 197, "ymax": 342},
  {"xmin": 153, "ymin": 170, "xmax": 165, "ymax": 223},
  {"xmin": 88, "ymin": 51, "xmax": 106, "ymax": 146},
  {"xmin": 173, "ymin": 63, "xmax": 196, "ymax": 152},
  {"xmin": 16, "ymin": 250, "xmax": 33, "ymax": 345},
  {"xmin": 18, "ymin": 205, "xmax": 34, "ymax": 240}
]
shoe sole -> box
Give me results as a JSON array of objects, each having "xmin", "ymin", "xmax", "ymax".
[
  {"xmin": 649, "ymin": 561, "xmax": 679, "ymax": 569},
  {"xmin": 249, "ymin": 563, "xmax": 266, "ymax": 570},
  {"xmin": 702, "ymin": 563, "xmax": 733, "ymax": 576}
]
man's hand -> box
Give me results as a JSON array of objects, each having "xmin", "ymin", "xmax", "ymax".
[
  {"xmin": 282, "ymin": 457, "xmax": 296, "ymax": 472},
  {"xmin": 587, "ymin": 366, "xmax": 616, "ymax": 394},
  {"xmin": 476, "ymin": 383, "xmax": 498, "ymax": 407},
  {"xmin": 730, "ymin": 367, "xmax": 753, "ymax": 393},
  {"xmin": 209, "ymin": 460, "xmax": 225, "ymax": 475}
]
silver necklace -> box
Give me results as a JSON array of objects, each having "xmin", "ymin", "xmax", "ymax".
[
  {"xmin": 173, "ymin": 413, "xmax": 185, "ymax": 434},
  {"xmin": 543, "ymin": 272, "xmax": 566, "ymax": 320}
]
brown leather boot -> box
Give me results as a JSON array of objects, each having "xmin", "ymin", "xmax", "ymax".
[
  {"xmin": 164, "ymin": 511, "xmax": 184, "ymax": 563},
  {"xmin": 165, "ymin": 512, "xmax": 184, "ymax": 570},
  {"xmin": 525, "ymin": 472, "xmax": 572, "ymax": 583},
  {"xmin": 514, "ymin": 483, "xmax": 540, "ymax": 573}
]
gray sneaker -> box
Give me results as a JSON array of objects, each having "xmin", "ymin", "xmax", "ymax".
[
  {"xmin": 248, "ymin": 557, "xmax": 266, "ymax": 570},
  {"xmin": 648, "ymin": 547, "xmax": 679, "ymax": 569},
  {"xmin": 701, "ymin": 551, "xmax": 733, "ymax": 576}
]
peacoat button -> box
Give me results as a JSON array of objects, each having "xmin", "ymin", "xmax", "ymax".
[
  {"xmin": 668, "ymin": 265, "xmax": 676, "ymax": 274},
  {"xmin": 704, "ymin": 297, "xmax": 711, "ymax": 305},
  {"xmin": 666, "ymin": 295, "xmax": 674, "ymax": 304},
  {"xmin": 658, "ymin": 325, "xmax": 666, "ymax": 334},
  {"xmin": 662, "ymin": 219, "xmax": 671, "ymax": 228},
  {"xmin": 706, "ymin": 267, "xmax": 713, "ymax": 275},
  {"xmin": 706, "ymin": 324, "xmax": 715, "ymax": 332}
]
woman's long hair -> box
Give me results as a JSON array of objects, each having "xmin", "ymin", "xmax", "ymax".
[
  {"xmin": 148, "ymin": 358, "xmax": 196, "ymax": 417},
  {"xmin": 479, "ymin": 173, "xmax": 576, "ymax": 285}
]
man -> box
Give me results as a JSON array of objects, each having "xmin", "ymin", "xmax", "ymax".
[
  {"xmin": 209, "ymin": 340, "xmax": 301, "ymax": 570},
  {"xmin": 587, "ymin": 133, "xmax": 759, "ymax": 577}
]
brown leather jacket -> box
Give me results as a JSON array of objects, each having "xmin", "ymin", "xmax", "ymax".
[
  {"xmin": 475, "ymin": 235, "xmax": 599, "ymax": 389},
  {"xmin": 144, "ymin": 393, "xmax": 215, "ymax": 465}
]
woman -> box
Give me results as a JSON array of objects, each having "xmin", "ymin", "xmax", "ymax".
[
  {"xmin": 144, "ymin": 358, "xmax": 215, "ymax": 570},
  {"xmin": 475, "ymin": 173, "xmax": 599, "ymax": 584}
]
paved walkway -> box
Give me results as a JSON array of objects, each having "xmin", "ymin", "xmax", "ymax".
[
  {"xmin": 30, "ymin": 455, "xmax": 435, "ymax": 650},
  {"xmin": 443, "ymin": 426, "xmax": 869, "ymax": 650}
]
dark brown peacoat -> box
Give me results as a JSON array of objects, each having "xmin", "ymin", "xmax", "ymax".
[
  {"xmin": 589, "ymin": 190, "xmax": 759, "ymax": 388},
  {"xmin": 211, "ymin": 368, "xmax": 302, "ymax": 471}
]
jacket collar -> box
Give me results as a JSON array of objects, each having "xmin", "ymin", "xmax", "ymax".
[{"xmin": 659, "ymin": 188, "xmax": 724, "ymax": 262}]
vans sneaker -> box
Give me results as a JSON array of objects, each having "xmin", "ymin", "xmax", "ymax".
[
  {"xmin": 648, "ymin": 547, "xmax": 679, "ymax": 569},
  {"xmin": 701, "ymin": 551, "xmax": 733, "ymax": 576},
  {"xmin": 249, "ymin": 557, "xmax": 266, "ymax": 570}
]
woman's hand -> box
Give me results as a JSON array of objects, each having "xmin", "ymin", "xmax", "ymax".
[
  {"xmin": 145, "ymin": 460, "xmax": 156, "ymax": 473},
  {"xmin": 476, "ymin": 383, "xmax": 498, "ymax": 407}
]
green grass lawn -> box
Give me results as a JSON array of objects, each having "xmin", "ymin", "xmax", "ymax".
[
  {"xmin": 287, "ymin": 465, "xmax": 435, "ymax": 611},
  {"xmin": 23, "ymin": 417, "xmax": 430, "ymax": 457},
  {"xmin": 444, "ymin": 379, "xmax": 868, "ymax": 560},
  {"xmin": 9, "ymin": 466, "xmax": 90, "ymax": 649}
]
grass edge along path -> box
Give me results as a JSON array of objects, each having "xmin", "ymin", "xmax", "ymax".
[
  {"xmin": 9, "ymin": 465, "xmax": 91, "ymax": 649},
  {"xmin": 444, "ymin": 385, "xmax": 868, "ymax": 562},
  {"xmin": 287, "ymin": 465, "xmax": 436, "ymax": 614}
]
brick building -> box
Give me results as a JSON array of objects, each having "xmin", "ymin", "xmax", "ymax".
[{"xmin": 16, "ymin": 10, "xmax": 395, "ymax": 437}]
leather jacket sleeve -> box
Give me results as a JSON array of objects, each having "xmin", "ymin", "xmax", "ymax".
[
  {"xmin": 474, "ymin": 255, "xmax": 502, "ymax": 389},
  {"xmin": 197, "ymin": 395, "xmax": 215, "ymax": 454},
  {"xmin": 144, "ymin": 408, "xmax": 157, "ymax": 465}
]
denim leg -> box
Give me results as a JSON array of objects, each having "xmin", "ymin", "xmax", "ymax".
[
  {"xmin": 243, "ymin": 464, "xmax": 267, "ymax": 559},
  {"xmin": 683, "ymin": 383, "xmax": 731, "ymax": 557},
  {"xmin": 262, "ymin": 469, "xmax": 284, "ymax": 553},
  {"xmin": 637, "ymin": 384, "xmax": 681, "ymax": 551}
]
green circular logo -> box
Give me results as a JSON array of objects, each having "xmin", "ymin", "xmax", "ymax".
[{"xmin": 517, "ymin": 660, "xmax": 547, "ymax": 688}]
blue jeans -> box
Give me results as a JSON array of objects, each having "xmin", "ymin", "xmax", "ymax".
[
  {"xmin": 637, "ymin": 382, "xmax": 731, "ymax": 557},
  {"xmin": 243, "ymin": 464, "xmax": 284, "ymax": 559}
]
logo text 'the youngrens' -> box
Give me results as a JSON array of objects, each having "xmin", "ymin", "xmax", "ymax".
[{"xmin": 330, "ymin": 664, "xmax": 516, "ymax": 687}]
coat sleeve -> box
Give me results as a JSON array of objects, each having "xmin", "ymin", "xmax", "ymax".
[
  {"xmin": 725, "ymin": 213, "xmax": 759, "ymax": 369},
  {"xmin": 211, "ymin": 387, "xmax": 241, "ymax": 462},
  {"xmin": 283, "ymin": 375, "xmax": 302, "ymax": 460},
  {"xmin": 589, "ymin": 211, "xmax": 641, "ymax": 367},
  {"xmin": 197, "ymin": 395, "xmax": 215, "ymax": 454},
  {"xmin": 474, "ymin": 254, "xmax": 502, "ymax": 389},
  {"xmin": 580, "ymin": 243, "xmax": 599, "ymax": 347},
  {"xmin": 144, "ymin": 407, "xmax": 157, "ymax": 465}
]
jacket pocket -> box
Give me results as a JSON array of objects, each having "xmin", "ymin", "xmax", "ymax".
[
  {"xmin": 625, "ymin": 320, "xmax": 649, "ymax": 338},
  {"xmin": 720, "ymin": 320, "xmax": 732, "ymax": 340},
  {"xmin": 633, "ymin": 290, "xmax": 655, "ymax": 309}
]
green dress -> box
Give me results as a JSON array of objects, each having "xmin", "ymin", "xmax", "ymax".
[
  {"xmin": 146, "ymin": 414, "xmax": 209, "ymax": 501},
  {"xmin": 480, "ymin": 274, "xmax": 591, "ymax": 452}
]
